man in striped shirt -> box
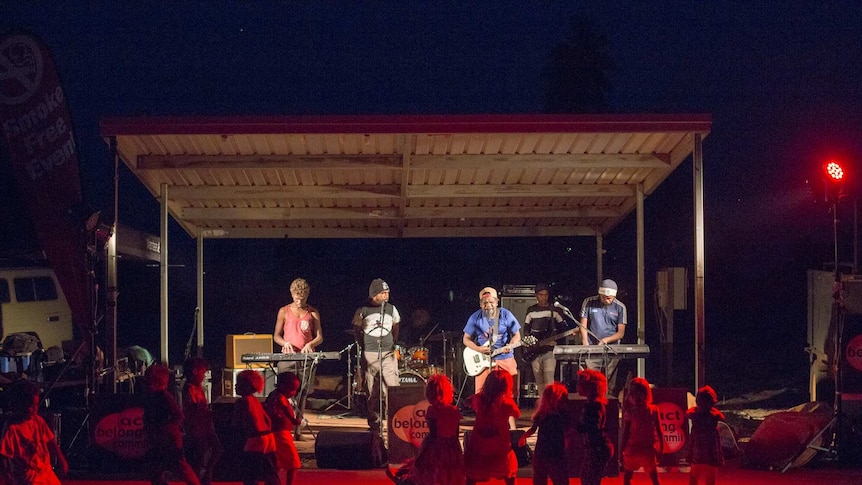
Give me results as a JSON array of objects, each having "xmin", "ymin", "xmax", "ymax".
[{"xmin": 522, "ymin": 283, "xmax": 566, "ymax": 393}]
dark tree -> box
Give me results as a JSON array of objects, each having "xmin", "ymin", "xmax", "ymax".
[{"xmin": 543, "ymin": 16, "xmax": 613, "ymax": 113}]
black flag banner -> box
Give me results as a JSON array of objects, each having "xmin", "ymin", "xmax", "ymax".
[{"xmin": 0, "ymin": 30, "xmax": 92, "ymax": 342}]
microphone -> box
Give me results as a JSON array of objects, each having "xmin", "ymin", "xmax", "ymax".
[{"xmin": 553, "ymin": 301, "xmax": 570, "ymax": 313}]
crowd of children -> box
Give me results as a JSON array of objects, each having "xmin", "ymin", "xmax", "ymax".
[
  {"xmin": 389, "ymin": 370, "xmax": 727, "ymax": 485},
  {"xmin": 0, "ymin": 352, "xmax": 729, "ymax": 485},
  {"xmin": 113, "ymin": 358, "xmax": 303, "ymax": 485}
]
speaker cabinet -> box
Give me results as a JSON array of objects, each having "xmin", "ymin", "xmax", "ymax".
[
  {"xmin": 225, "ymin": 333, "xmax": 272, "ymax": 368},
  {"xmin": 387, "ymin": 384, "xmax": 427, "ymax": 464},
  {"xmin": 314, "ymin": 430, "xmax": 385, "ymax": 469},
  {"xmin": 500, "ymin": 295, "xmax": 537, "ymax": 393}
]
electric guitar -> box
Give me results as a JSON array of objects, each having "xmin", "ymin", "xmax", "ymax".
[
  {"xmin": 521, "ymin": 328, "xmax": 579, "ymax": 363},
  {"xmin": 463, "ymin": 335, "xmax": 537, "ymax": 377}
]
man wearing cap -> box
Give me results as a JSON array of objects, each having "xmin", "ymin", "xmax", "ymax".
[
  {"xmin": 463, "ymin": 286, "xmax": 522, "ymax": 394},
  {"xmin": 523, "ymin": 283, "xmax": 567, "ymax": 395},
  {"xmin": 579, "ymin": 278, "xmax": 627, "ymax": 395},
  {"xmin": 353, "ymin": 278, "xmax": 401, "ymax": 430}
]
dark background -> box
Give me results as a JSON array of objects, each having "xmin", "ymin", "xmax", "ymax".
[{"xmin": 2, "ymin": 2, "xmax": 861, "ymax": 397}]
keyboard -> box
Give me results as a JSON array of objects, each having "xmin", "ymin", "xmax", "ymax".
[
  {"xmin": 240, "ymin": 351, "xmax": 341, "ymax": 363},
  {"xmin": 552, "ymin": 344, "xmax": 650, "ymax": 360}
]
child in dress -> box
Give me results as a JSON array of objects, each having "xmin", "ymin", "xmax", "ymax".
[
  {"xmin": 264, "ymin": 372, "xmax": 302, "ymax": 485},
  {"xmin": 518, "ymin": 381, "xmax": 569, "ymax": 485},
  {"xmin": 233, "ymin": 369, "xmax": 279, "ymax": 485},
  {"xmin": 182, "ymin": 357, "xmax": 223, "ymax": 485},
  {"xmin": 464, "ymin": 368, "xmax": 521, "ymax": 485},
  {"xmin": 620, "ymin": 377, "xmax": 663, "ymax": 485},
  {"xmin": 0, "ymin": 379, "xmax": 68, "ymax": 485},
  {"xmin": 407, "ymin": 373, "xmax": 464, "ymax": 485},
  {"xmin": 142, "ymin": 363, "xmax": 200, "ymax": 485},
  {"xmin": 576, "ymin": 369, "xmax": 614, "ymax": 485},
  {"xmin": 684, "ymin": 385, "xmax": 725, "ymax": 485}
]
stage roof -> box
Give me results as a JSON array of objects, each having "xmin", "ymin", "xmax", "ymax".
[{"xmin": 100, "ymin": 114, "xmax": 711, "ymax": 239}]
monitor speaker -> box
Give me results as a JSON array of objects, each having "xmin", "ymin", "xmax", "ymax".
[{"xmin": 315, "ymin": 430, "xmax": 386, "ymax": 469}]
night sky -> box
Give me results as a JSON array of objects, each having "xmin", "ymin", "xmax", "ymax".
[{"xmin": 2, "ymin": 2, "xmax": 861, "ymax": 395}]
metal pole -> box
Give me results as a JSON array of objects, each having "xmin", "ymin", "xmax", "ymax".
[
  {"xmin": 596, "ymin": 231, "xmax": 604, "ymax": 289},
  {"xmin": 160, "ymin": 184, "xmax": 169, "ymax": 365},
  {"xmin": 108, "ymin": 137, "xmax": 119, "ymax": 393},
  {"xmin": 693, "ymin": 133, "xmax": 706, "ymax": 391},
  {"xmin": 636, "ymin": 184, "xmax": 645, "ymax": 378},
  {"xmin": 197, "ymin": 235, "xmax": 204, "ymax": 357}
]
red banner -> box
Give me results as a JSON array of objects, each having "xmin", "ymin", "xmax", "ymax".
[
  {"xmin": 0, "ymin": 30, "xmax": 91, "ymax": 340},
  {"xmin": 653, "ymin": 387, "xmax": 689, "ymax": 467},
  {"xmin": 94, "ymin": 407, "xmax": 148, "ymax": 459}
]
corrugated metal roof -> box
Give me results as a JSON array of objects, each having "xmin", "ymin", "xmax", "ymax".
[{"xmin": 100, "ymin": 114, "xmax": 710, "ymax": 239}]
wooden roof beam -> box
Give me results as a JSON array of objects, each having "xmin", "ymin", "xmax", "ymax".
[
  {"xmin": 409, "ymin": 153, "xmax": 670, "ymax": 170},
  {"xmin": 137, "ymin": 154, "xmax": 402, "ymax": 170},
  {"xmin": 181, "ymin": 205, "xmax": 621, "ymax": 221},
  {"xmin": 407, "ymin": 184, "xmax": 636, "ymax": 198},
  {"xmin": 169, "ymin": 185, "xmax": 400, "ymax": 199}
]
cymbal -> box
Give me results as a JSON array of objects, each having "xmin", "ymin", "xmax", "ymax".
[{"xmin": 425, "ymin": 331, "xmax": 461, "ymax": 342}]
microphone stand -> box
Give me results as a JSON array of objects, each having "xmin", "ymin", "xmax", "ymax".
[
  {"xmin": 419, "ymin": 323, "xmax": 439, "ymax": 348},
  {"xmin": 439, "ymin": 331, "xmax": 450, "ymax": 378},
  {"xmin": 417, "ymin": 323, "xmax": 439, "ymax": 372},
  {"xmin": 371, "ymin": 300, "xmax": 391, "ymax": 466},
  {"xmin": 183, "ymin": 307, "xmax": 199, "ymax": 362},
  {"xmin": 555, "ymin": 302, "xmax": 618, "ymax": 374},
  {"xmin": 323, "ymin": 342, "xmax": 356, "ymax": 415}
]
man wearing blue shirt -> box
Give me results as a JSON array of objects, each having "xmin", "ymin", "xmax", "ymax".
[
  {"xmin": 579, "ymin": 279, "xmax": 627, "ymax": 395},
  {"xmin": 463, "ymin": 286, "xmax": 521, "ymax": 394}
]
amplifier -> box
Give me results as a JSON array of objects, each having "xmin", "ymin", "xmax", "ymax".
[
  {"xmin": 501, "ymin": 284, "xmax": 536, "ymax": 296},
  {"xmin": 225, "ymin": 334, "xmax": 272, "ymax": 368}
]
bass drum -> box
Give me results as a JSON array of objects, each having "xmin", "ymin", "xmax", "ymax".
[{"xmin": 398, "ymin": 369, "xmax": 426, "ymax": 386}]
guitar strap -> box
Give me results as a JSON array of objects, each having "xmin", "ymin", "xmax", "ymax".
[
  {"xmin": 489, "ymin": 314, "xmax": 499, "ymax": 364},
  {"xmin": 491, "ymin": 314, "xmax": 499, "ymax": 345}
]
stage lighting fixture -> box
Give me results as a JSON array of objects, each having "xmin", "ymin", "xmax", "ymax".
[
  {"xmin": 823, "ymin": 159, "xmax": 848, "ymax": 202},
  {"xmin": 825, "ymin": 160, "xmax": 845, "ymax": 182}
]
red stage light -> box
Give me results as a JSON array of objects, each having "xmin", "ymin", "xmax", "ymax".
[{"xmin": 825, "ymin": 160, "xmax": 845, "ymax": 182}]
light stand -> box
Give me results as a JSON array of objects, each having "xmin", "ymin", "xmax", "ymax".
[
  {"xmin": 830, "ymin": 197, "xmax": 846, "ymax": 463},
  {"xmin": 790, "ymin": 196, "xmax": 848, "ymax": 469}
]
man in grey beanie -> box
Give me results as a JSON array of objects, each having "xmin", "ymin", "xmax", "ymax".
[
  {"xmin": 579, "ymin": 278, "xmax": 627, "ymax": 395},
  {"xmin": 352, "ymin": 278, "xmax": 401, "ymax": 431}
]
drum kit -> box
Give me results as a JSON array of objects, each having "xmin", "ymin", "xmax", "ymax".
[
  {"xmin": 395, "ymin": 330, "xmax": 462, "ymax": 385},
  {"xmin": 341, "ymin": 329, "xmax": 465, "ymax": 401}
]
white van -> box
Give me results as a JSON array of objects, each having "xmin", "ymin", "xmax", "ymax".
[{"xmin": 0, "ymin": 267, "xmax": 74, "ymax": 351}]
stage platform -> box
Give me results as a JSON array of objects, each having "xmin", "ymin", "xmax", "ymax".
[{"xmin": 60, "ymin": 404, "xmax": 862, "ymax": 485}]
